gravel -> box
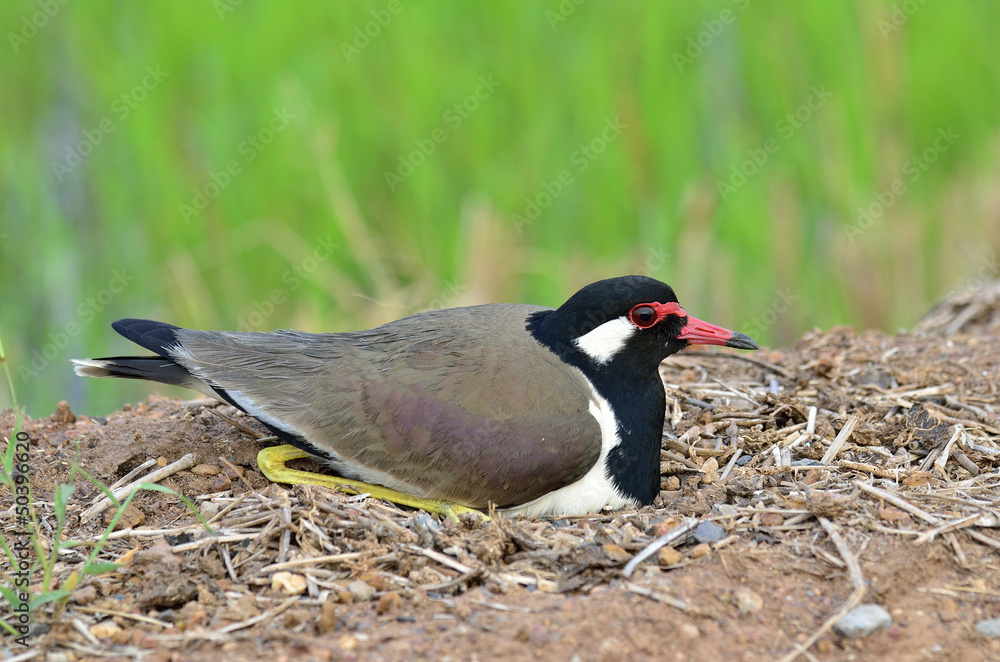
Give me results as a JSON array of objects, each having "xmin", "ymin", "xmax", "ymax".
[
  {"xmin": 693, "ymin": 520, "xmax": 726, "ymax": 544},
  {"xmin": 348, "ymin": 580, "xmax": 377, "ymax": 602},
  {"xmin": 834, "ymin": 604, "xmax": 893, "ymax": 638},
  {"xmin": 976, "ymin": 618, "xmax": 1000, "ymax": 638}
]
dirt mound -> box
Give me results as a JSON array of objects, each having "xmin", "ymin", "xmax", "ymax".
[
  {"xmin": 917, "ymin": 279, "xmax": 1000, "ymax": 336},
  {"xmin": 2, "ymin": 324, "xmax": 1000, "ymax": 661}
]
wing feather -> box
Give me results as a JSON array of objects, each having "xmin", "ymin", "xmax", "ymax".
[{"xmin": 170, "ymin": 305, "xmax": 602, "ymax": 507}]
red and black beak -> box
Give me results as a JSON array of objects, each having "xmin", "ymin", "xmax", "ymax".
[{"xmin": 678, "ymin": 315, "xmax": 759, "ymax": 350}]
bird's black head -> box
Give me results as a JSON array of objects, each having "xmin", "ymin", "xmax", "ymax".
[
  {"xmin": 527, "ymin": 275, "xmax": 758, "ymax": 374},
  {"xmin": 526, "ymin": 275, "xmax": 759, "ymax": 507}
]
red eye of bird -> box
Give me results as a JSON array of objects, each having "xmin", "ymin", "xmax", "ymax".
[{"xmin": 629, "ymin": 305, "xmax": 657, "ymax": 328}]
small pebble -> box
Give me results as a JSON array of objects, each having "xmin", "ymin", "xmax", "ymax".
[
  {"xmin": 878, "ymin": 507, "xmax": 913, "ymax": 526},
  {"xmin": 650, "ymin": 517, "xmax": 684, "ymax": 537},
  {"xmin": 360, "ymin": 571, "xmax": 388, "ymax": 591},
  {"xmin": 282, "ymin": 608, "xmax": 311, "ymax": 628},
  {"xmin": 180, "ymin": 607, "xmax": 209, "ymax": 629},
  {"xmin": 71, "ymin": 585, "xmax": 98, "ymax": 605},
  {"xmin": 711, "ymin": 504, "xmax": 739, "ymax": 518},
  {"xmin": 529, "ymin": 624, "xmax": 550, "ymax": 646},
  {"xmin": 663, "ymin": 476, "xmax": 681, "ymax": 491},
  {"xmin": 271, "ymin": 571, "xmax": 307, "ymax": 595},
  {"xmin": 348, "ymin": 580, "xmax": 376, "ymax": 602},
  {"xmin": 191, "ymin": 464, "xmax": 221, "ymax": 477},
  {"xmin": 938, "ymin": 597, "xmax": 958, "ymax": 622},
  {"xmin": 106, "ymin": 503, "xmax": 146, "ymax": 530},
  {"xmin": 51, "ymin": 400, "xmax": 76, "ymax": 424},
  {"xmin": 693, "ymin": 520, "xmax": 726, "ymax": 544},
  {"xmin": 733, "ymin": 587, "xmax": 763, "ymax": 614},
  {"xmin": 834, "ymin": 604, "xmax": 893, "ymax": 638},
  {"xmin": 977, "ymin": 617, "xmax": 1000, "ymax": 638},
  {"xmin": 376, "ymin": 591, "xmax": 402, "ymax": 615},
  {"xmin": 412, "ymin": 513, "xmax": 443, "ymax": 534},
  {"xmin": 678, "ymin": 622, "xmax": 700, "ymax": 639},
  {"xmin": 760, "ymin": 512, "xmax": 784, "ymax": 527},
  {"xmin": 657, "ymin": 547, "xmax": 682, "ymax": 566},
  {"xmin": 223, "ymin": 464, "xmax": 245, "ymax": 480},
  {"xmin": 802, "ymin": 468, "xmax": 826, "ymax": 484},
  {"xmin": 602, "ymin": 543, "xmax": 631, "ymax": 564},
  {"xmin": 318, "ymin": 596, "xmax": 339, "ymax": 634},
  {"xmin": 688, "ymin": 543, "xmax": 711, "ymax": 558},
  {"xmin": 90, "ymin": 621, "xmax": 122, "ymax": 640}
]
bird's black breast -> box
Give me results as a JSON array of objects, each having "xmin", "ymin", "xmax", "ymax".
[
  {"xmin": 525, "ymin": 310, "xmax": 667, "ymax": 505},
  {"xmin": 598, "ymin": 373, "xmax": 666, "ymax": 504}
]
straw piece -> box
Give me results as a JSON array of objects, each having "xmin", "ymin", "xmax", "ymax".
[
  {"xmin": 820, "ymin": 415, "xmax": 860, "ymax": 465},
  {"xmin": 82, "ymin": 453, "xmax": 197, "ymax": 522}
]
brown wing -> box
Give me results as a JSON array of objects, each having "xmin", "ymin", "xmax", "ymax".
[{"xmin": 171, "ymin": 304, "xmax": 602, "ymax": 507}]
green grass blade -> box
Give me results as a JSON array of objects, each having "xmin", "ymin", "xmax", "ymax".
[
  {"xmin": 0, "ymin": 330, "xmax": 18, "ymax": 410},
  {"xmin": 53, "ymin": 483, "xmax": 75, "ymax": 524},
  {"xmin": 30, "ymin": 590, "xmax": 73, "ymax": 610},
  {"xmin": 75, "ymin": 465, "xmax": 122, "ymax": 509},
  {"xmin": 82, "ymin": 562, "xmax": 119, "ymax": 575}
]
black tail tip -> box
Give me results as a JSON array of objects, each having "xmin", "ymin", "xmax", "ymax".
[{"xmin": 111, "ymin": 318, "xmax": 184, "ymax": 358}]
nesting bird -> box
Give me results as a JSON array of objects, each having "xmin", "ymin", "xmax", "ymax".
[{"xmin": 74, "ymin": 276, "xmax": 757, "ymax": 517}]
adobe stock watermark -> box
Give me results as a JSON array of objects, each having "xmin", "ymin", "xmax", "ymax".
[
  {"xmin": 235, "ymin": 235, "xmax": 337, "ymax": 331},
  {"xmin": 51, "ymin": 66, "xmax": 169, "ymax": 182},
  {"xmin": 384, "ymin": 76, "xmax": 500, "ymax": 192},
  {"xmin": 558, "ymin": 246, "xmax": 672, "ymax": 348},
  {"xmin": 340, "ymin": 0, "xmax": 406, "ymax": 62},
  {"xmin": 673, "ymin": 0, "xmax": 750, "ymax": 72},
  {"xmin": 18, "ymin": 269, "xmax": 135, "ymax": 384},
  {"xmin": 843, "ymin": 126, "xmax": 958, "ymax": 243},
  {"xmin": 8, "ymin": 0, "xmax": 71, "ymax": 54},
  {"xmin": 878, "ymin": 0, "xmax": 931, "ymax": 38},
  {"xmin": 546, "ymin": 0, "xmax": 586, "ymax": 30},
  {"xmin": 943, "ymin": 253, "xmax": 998, "ymax": 301},
  {"xmin": 716, "ymin": 84, "xmax": 832, "ymax": 202},
  {"xmin": 213, "ymin": 0, "xmax": 253, "ymax": 20},
  {"xmin": 639, "ymin": 246, "xmax": 671, "ymax": 278},
  {"xmin": 741, "ymin": 288, "xmax": 799, "ymax": 341},
  {"xmin": 179, "ymin": 107, "xmax": 296, "ymax": 223},
  {"xmin": 511, "ymin": 116, "xmax": 627, "ymax": 233},
  {"xmin": 6, "ymin": 430, "xmax": 32, "ymax": 648},
  {"xmin": 424, "ymin": 280, "xmax": 468, "ymax": 311}
]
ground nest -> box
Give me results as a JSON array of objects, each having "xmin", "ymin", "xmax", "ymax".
[{"xmin": 2, "ymin": 288, "xmax": 1000, "ymax": 661}]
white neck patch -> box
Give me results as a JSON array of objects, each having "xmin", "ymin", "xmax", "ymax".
[{"xmin": 573, "ymin": 316, "xmax": 635, "ymax": 364}]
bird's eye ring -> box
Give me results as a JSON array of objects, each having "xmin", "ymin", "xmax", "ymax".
[{"xmin": 629, "ymin": 305, "xmax": 658, "ymax": 329}]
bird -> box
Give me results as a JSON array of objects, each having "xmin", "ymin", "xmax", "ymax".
[{"xmin": 73, "ymin": 275, "xmax": 758, "ymax": 518}]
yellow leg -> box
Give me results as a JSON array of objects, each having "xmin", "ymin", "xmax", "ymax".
[{"xmin": 257, "ymin": 445, "xmax": 488, "ymax": 522}]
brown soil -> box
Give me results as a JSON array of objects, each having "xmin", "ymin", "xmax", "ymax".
[{"xmin": 3, "ymin": 324, "xmax": 1000, "ymax": 661}]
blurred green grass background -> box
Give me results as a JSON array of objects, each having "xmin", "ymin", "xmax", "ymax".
[{"xmin": 2, "ymin": 1, "xmax": 999, "ymax": 417}]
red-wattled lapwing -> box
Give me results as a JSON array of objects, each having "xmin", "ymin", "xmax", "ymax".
[{"xmin": 73, "ymin": 276, "xmax": 757, "ymax": 518}]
